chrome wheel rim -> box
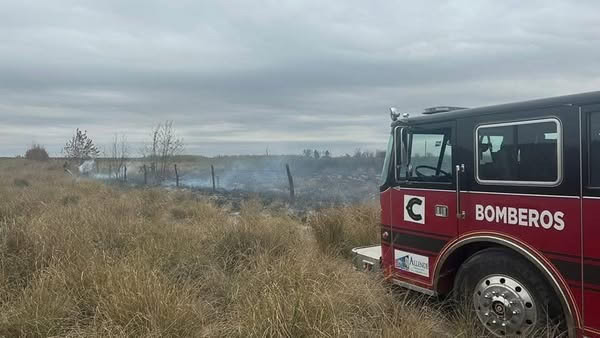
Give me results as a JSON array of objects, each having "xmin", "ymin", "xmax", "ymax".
[{"xmin": 473, "ymin": 274, "xmax": 537, "ymax": 336}]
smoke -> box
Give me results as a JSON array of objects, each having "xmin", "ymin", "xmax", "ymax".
[{"xmin": 91, "ymin": 155, "xmax": 385, "ymax": 205}]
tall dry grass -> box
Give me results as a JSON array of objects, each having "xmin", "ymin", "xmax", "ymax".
[
  {"xmin": 307, "ymin": 203, "xmax": 380, "ymax": 257},
  {"xmin": 0, "ymin": 159, "xmax": 487, "ymax": 337}
]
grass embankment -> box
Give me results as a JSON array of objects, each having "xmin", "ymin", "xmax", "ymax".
[{"xmin": 0, "ymin": 160, "xmax": 484, "ymax": 337}]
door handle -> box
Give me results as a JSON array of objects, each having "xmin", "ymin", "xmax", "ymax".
[{"xmin": 456, "ymin": 164, "xmax": 465, "ymax": 219}]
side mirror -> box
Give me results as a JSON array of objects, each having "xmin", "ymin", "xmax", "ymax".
[{"xmin": 390, "ymin": 107, "xmax": 401, "ymax": 121}]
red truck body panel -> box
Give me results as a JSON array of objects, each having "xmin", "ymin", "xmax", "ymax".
[{"xmin": 378, "ymin": 92, "xmax": 600, "ymax": 336}]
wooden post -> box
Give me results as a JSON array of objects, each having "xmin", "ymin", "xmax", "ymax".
[
  {"xmin": 123, "ymin": 164, "xmax": 127, "ymax": 182},
  {"xmin": 285, "ymin": 163, "xmax": 295, "ymax": 203},
  {"xmin": 174, "ymin": 164, "xmax": 179, "ymax": 187},
  {"xmin": 143, "ymin": 164, "xmax": 147, "ymax": 185},
  {"xmin": 211, "ymin": 165, "xmax": 216, "ymax": 192}
]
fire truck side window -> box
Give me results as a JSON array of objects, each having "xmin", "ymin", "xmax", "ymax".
[
  {"xmin": 590, "ymin": 112, "xmax": 600, "ymax": 186},
  {"xmin": 477, "ymin": 119, "xmax": 561, "ymax": 184},
  {"xmin": 406, "ymin": 129, "xmax": 452, "ymax": 182}
]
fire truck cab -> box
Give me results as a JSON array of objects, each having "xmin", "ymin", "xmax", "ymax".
[{"xmin": 375, "ymin": 91, "xmax": 600, "ymax": 337}]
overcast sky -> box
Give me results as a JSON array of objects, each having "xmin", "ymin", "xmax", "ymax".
[{"xmin": 1, "ymin": 0, "xmax": 599, "ymax": 157}]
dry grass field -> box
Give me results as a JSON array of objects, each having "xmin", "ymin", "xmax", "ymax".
[{"xmin": 0, "ymin": 159, "xmax": 490, "ymax": 337}]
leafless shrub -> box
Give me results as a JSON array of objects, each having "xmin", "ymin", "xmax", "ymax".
[
  {"xmin": 106, "ymin": 133, "xmax": 129, "ymax": 180},
  {"xmin": 143, "ymin": 120, "xmax": 184, "ymax": 182}
]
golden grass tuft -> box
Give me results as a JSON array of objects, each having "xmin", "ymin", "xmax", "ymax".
[
  {"xmin": 308, "ymin": 203, "xmax": 380, "ymax": 257},
  {"xmin": 0, "ymin": 159, "xmax": 489, "ymax": 337}
]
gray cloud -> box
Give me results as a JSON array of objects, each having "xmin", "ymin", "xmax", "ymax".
[{"xmin": 1, "ymin": 0, "xmax": 599, "ymax": 156}]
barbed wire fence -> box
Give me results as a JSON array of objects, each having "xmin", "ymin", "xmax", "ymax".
[{"xmin": 162, "ymin": 164, "xmax": 296, "ymax": 203}]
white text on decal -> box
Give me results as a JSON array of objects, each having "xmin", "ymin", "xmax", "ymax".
[{"xmin": 475, "ymin": 204, "xmax": 565, "ymax": 231}]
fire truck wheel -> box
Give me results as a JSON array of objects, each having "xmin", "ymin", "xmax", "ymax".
[{"xmin": 453, "ymin": 248, "xmax": 564, "ymax": 337}]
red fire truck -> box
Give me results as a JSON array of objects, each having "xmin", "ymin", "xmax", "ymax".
[{"xmin": 353, "ymin": 91, "xmax": 600, "ymax": 337}]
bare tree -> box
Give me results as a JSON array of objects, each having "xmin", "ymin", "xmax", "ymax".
[
  {"xmin": 64, "ymin": 129, "xmax": 100, "ymax": 164},
  {"xmin": 143, "ymin": 121, "xmax": 184, "ymax": 182},
  {"xmin": 107, "ymin": 134, "xmax": 129, "ymax": 179}
]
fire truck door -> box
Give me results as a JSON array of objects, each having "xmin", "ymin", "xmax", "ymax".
[{"xmin": 389, "ymin": 121, "xmax": 458, "ymax": 282}]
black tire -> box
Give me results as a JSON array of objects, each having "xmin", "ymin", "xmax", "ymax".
[{"xmin": 453, "ymin": 248, "xmax": 565, "ymax": 337}]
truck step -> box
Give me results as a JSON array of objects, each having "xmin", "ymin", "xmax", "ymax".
[{"xmin": 351, "ymin": 245, "xmax": 381, "ymax": 272}]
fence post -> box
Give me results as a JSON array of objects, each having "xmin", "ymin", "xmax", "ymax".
[
  {"xmin": 143, "ymin": 164, "xmax": 147, "ymax": 185},
  {"xmin": 211, "ymin": 165, "xmax": 216, "ymax": 192},
  {"xmin": 123, "ymin": 164, "xmax": 127, "ymax": 182},
  {"xmin": 174, "ymin": 164, "xmax": 179, "ymax": 187},
  {"xmin": 285, "ymin": 163, "xmax": 295, "ymax": 204}
]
